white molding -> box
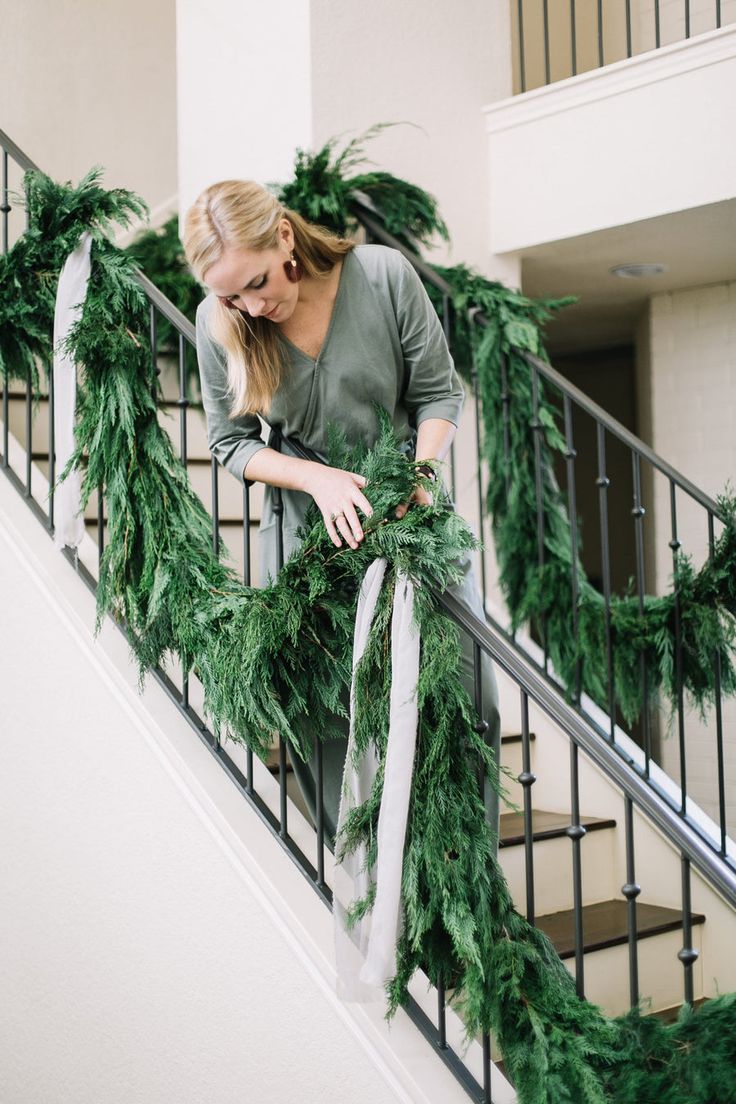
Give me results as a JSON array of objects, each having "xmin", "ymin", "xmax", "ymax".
[{"xmin": 483, "ymin": 23, "xmax": 736, "ymax": 133}]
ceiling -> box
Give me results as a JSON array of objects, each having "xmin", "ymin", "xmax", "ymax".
[{"xmin": 517, "ymin": 197, "xmax": 736, "ymax": 356}]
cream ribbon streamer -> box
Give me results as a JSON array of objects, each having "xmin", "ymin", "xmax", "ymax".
[
  {"xmin": 52, "ymin": 229, "xmax": 94, "ymax": 551},
  {"xmin": 334, "ymin": 557, "xmax": 421, "ymax": 1002}
]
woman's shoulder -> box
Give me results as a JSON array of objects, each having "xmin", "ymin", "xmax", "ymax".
[{"xmin": 349, "ymin": 243, "xmax": 412, "ymax": 286}]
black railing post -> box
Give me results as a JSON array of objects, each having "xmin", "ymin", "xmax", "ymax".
[
  {"xmin": 563, "ymin": 395, "xmax": 582, "ymax": 704},
  {"xmin": 567, "ymin": 740, "xmax": 586, "ymax": 998},
  {"xmin": 531, "ymin": 368, "xmax": 548, "ymax": 672},
  {"xmin": 596, "ymin": 423, "xmax": 615, "ymax": 741},
  {"xmin": 670, "ymin": 481, "xmax": 687, "ymax": 814},
  {"xmin": 520, "ymin": 689, "xmax": 537, "ymax": 924},
  {"xmin": 632, "ymin": 453, "xmax": 651, "ymax": 775},
  {"xmin": 678, "ymin": 855, "xmax": 698, "ymax": 1005},
  {"xmin": 708, "ymin": 511, "xmax": 728, "ymax": 854},
  {"xmin": 622, "ymin": 796, "xmax": 641, "ymax": 1008}
]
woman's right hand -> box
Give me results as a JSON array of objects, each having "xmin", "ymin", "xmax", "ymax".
[{"xmin": 302, "ymin": 462, "xmax": 373, "ymax": 549}]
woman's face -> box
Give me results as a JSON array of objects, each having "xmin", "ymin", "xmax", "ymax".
[{"xmin": 203, "ymin": 219, "xmax": 300, "ymax": 323}]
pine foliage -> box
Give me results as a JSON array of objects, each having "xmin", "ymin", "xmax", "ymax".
[{"xmin": 5, "ymin": 163, "xmax": 736, "ymax": 1104}]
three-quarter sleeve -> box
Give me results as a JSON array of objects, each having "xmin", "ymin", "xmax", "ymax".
[
  {"xmin": 393, "ymin": 252, "xmax": 465, "ymax": 428},
  {"xmin": 195, "ymin": 298, "xmax": 267, "ymax": 484}
]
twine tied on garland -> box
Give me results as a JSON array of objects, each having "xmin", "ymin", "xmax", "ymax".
[{"xmin": 335, "ymin": 558, "xmax": 420, "ymax": 1001}]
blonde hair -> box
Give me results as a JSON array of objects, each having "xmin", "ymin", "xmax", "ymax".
[{"xmin": 182, "ymin": 180, "xmax": 355, "ymax": 416}]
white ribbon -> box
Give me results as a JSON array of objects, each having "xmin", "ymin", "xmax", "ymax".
[
  {"xmin": 52, "ymin": 230, "xmax": 93, "ymax": 551},
  {"xmin": 334, "ymin": 558, "xmax": 421, "ymax": 1002}
]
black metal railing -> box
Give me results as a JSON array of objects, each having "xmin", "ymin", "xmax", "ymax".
[
  {"xmin": 3, "ymin": 129, "xmax": 736, "ymax": 1102},
  {"xmin": 352, "ymin": 195, "xmax": 733, "ymax": 877},
  {"xmin": 513, "ymin": 0, "xmax": 732, "ymax": 94}
]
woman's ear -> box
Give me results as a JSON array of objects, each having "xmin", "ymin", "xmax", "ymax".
[{"xmin": 279, "ymin": 217, "xmax": 295, "ymax": 252}]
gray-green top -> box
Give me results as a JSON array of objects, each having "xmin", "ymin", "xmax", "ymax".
[{"xmin": 195, "ymin": 243, "xmax": 466, "ymax": 583}]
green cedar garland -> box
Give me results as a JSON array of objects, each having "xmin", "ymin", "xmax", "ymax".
[
  {"xmin": 5, "ymin": 165, "xmax": 736, "ymax": 1103},
  {"xmin": 121, "ymin": 127, "xmax": 736, "ymax": 730}
]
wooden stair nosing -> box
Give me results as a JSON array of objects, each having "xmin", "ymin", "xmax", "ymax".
[
  {"xmin": 536, "ymin": 899, "xmax": 706, "ymax": 960},
  {"xmin": 498, "ymin": 810, "xmax": 616, "ymax": 848}
]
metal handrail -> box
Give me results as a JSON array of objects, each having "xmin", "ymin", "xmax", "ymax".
[
  {"xmin": 351, "ymin": 196, "xmax": 723, "ymax": 521},
  {"xmin": 441, "ymin": 587, "xmax": 736, "ymax": 904}
]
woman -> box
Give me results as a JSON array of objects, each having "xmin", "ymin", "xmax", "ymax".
[{"xmin": 183, "ymin": 179, "xmax": 500, "ymax": 850}]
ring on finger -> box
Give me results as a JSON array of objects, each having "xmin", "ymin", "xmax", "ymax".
[{"xmin": 330, "ymin": 510, "xmax": 345, "ymax": 522}]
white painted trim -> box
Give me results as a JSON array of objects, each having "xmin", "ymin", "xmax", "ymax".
[{"xmin": 483, "ymin": 23, "xmax": 736, "ymax": 133}]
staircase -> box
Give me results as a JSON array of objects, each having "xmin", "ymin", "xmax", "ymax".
[{"xmin": 3, "ymin": 124, "xmax": 736, "ymax": 1102}]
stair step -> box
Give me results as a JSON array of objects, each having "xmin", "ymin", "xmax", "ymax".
[
  {"xmin": 649, "ymin": 996, "xmax": 707, "ymax": 1023},
  {"xmin": 499, "ymin": 810, "xmax": 615, "ymax": 848},
  {"xmin": 537, "ymin": 899, "xmax": 705, "ymax": 960}
]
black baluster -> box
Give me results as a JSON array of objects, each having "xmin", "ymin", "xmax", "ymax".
[
  {"xmin": 685, "ymin": 0, "xmax": 691, "ymax": 37},
  {"xmin": 500, "ymin": 354, "xmax": 511, "ymax": 501},
  {"xmin": 178, "ymin": 332, "xmax": 189, "ymax": 712},
  {"xmin": 470, "ymin": 356, "xmax": 487, "ymax": 607},
  {"xmin": 437, "ymin": 973, "xmax": 447, "ymax": 1049},
  {"xmin": 48, "ymin": 362, "xmax": 55, "ymax": 531},
  {"xmin": 543, "ymin": 0, "xmax": 551, "ymax": 85},
  {"xmin": 625, "ymin": 0, "xmax": 632, "ymax": 56},
  {"xmin": 622, "ymin": 796, "xmax": 641, "ymax": 1008},
  {"xmin": 243, "ymin": 483, "xmax": 251, "ymax": 586},
  {"xmin": 25, "ymin": 376, "xmax": 32, "ymax": 496},
  {"xmin": 563, "ymin": 396, "xmax": 582, "ymax": 704},
  {"xmin": 632, "ymin": 453, "xmax": 651, "ymax": 776},
  {"xmin": 517, "ymin": 0, "xmax": 526, "ymax": 92},
  {"xmin": 482, "ymin": 1030, "xmax": 492, "ymax": 1104},
  {"xmin": 178, "ymin": 333, "xmax": 188, "ymax": 465},
  {"xmin": 279, "ymin": 736, "xmax": 288, "ymax": 841},
  {"xmin": 567, "ymin": 740, "xmax": 586, "ymax": 997},
  {"xmin": 655, "ymin": 0, "xmax": 661, "ymax": 47},
  {"xmin": 708, "ymin": 512, "xmax": 727, "ymax": 854},
  {"xmin": 670, "ymin": 481, "xmax": 687, "ymax": 814},
  {"xmin": 570, "ymin": 0, "xmax": 578, "ymax": 75},
  {"xmin": 1, "ymin": 148, "xmax": 10, "ymax": 254},
  {"xmin": 531, "ymin": 368, "xmax": 547, "ymax": 672},
  {"xmin": 315, "ymin": 734, "xmax": 325, "ymax": 890},
  {"xmin": 678, "ymin": 855, "xmax": 698, "ymax": 1005},
  {"xmin": 597, "ymin": 0, "xmax": 604, "ymax": 66},
  {"xmin": 274, "ymin": 482, "xmax": 288, "ymax": 839},
  {"xmin": 716, "ymin": 0, "xmax": 722, "ymax": 28},
  {"xmin": 149, "ymin": 304, "xmax": 160, "ymax": 402},
  {"xmin": 2, "ymin": 366, "xmax": 8, "ymax": 467},
  {"xmin": 596, "ymin": 423, "xmax": 615, "ymax": 741},
  {"xmin": 520, "ymin": 689, "xmax": 536, "ymax": 924},
  {"xmin": 440, "ymin": 293, "xmax": 457, "ymax": 502},
  {"xmin": 211, "ymin": 457, "xmax": 220, "ymax": 559},
  {"xmin": 97, "ymin": 481, "xmax": 104, "ymax": 571}
]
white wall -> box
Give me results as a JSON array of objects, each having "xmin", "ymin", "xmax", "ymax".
[
  {"xmin": 2, "ymin": 0, "xmax": 178, "ymax": 233},
  {"xmin": 484, "ymin": 24, "xmax": 736, "ymax": 254},
  {"xmin": 176, "ymin": 0, "xmax": 521, "ymax": 287},
  {"xmin": 646, "ymin": 279, "xmax": 736, "ymax": 828},
  {"xmin": 0, "ymin": 467, "xmax": 470, "ymax": 1104},
  {"xmin": 176, "ymin": 0, "xmax": 313, "ymax": 230}
]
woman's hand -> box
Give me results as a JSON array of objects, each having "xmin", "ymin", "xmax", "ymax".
[
  {"xmin": 395, "ymin": 483, "xmax": 433, "ymax": 520},
  {"xmin": 302, "ymin": 463, "xmax": 373, "ymax": 549}
]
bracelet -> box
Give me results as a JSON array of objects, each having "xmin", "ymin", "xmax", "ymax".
[{"xmin": 416, "ymin": 462, "xmax": 438, "ymax": 482}]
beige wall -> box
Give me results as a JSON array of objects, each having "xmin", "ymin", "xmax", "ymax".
[
  {"xmin": 309, "ymin": 0, "xmax": 516, "ymax": 279},
  {"xmin": 3, "ymin": 0, "xmax": 178, "ymax": 239},
  {"xmin": 645, "ymin": 280, "xmax": 736, "ymax": 828}
]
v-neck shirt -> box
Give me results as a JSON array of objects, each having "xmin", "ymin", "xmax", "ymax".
[{"xmin": 195, "ymin": 243, "xmax": 465, "ymax": 582}]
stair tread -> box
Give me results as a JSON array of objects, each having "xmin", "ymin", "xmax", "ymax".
[
  {"xmin": 499, "ymin": 810, "xmax": 615, "ymax": 847},
  {"xmin": 537, "ymin": 899, "xmax": 705, "ymax": 960}
]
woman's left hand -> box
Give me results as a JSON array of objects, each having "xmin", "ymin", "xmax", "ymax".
[{"xmin": 395, "ymin": 483, "xmax": 433, "ymax": 520}]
